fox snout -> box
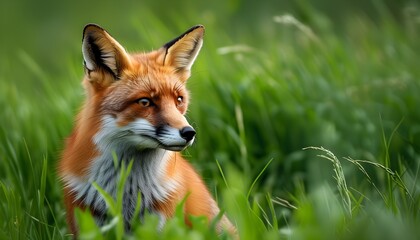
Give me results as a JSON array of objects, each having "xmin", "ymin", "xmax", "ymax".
[{"xmin": 153, "ymin": 124, "xmax": 196, "ymax": 151}]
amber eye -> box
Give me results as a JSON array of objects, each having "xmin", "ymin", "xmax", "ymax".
[{"xmin": 138, "ymin": 98, "xmax": 152, "ymax": 107}]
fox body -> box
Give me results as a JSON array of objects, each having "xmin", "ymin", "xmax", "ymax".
[{"xmin": 58, "ymin": 24, "xmax": 235, "ymax": 236}]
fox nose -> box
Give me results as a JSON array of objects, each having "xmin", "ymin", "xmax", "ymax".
[{"xmin": 180, "ymin": 126, "xmax": 196, "ymax": 142}]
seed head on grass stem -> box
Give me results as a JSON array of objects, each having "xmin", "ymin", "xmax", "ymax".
[{"xmin": 304, "ymin": 146, "xmax": 352, "ymax": 216}]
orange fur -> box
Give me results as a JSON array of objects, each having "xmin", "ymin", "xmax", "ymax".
[{"xmin": 58, "ymin": 24, "xmax": 236, "ymax": 238}]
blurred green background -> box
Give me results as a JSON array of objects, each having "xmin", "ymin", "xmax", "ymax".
[{"xmin": 1, "ymin": 0, "xmax": 420, "ymax": 239}]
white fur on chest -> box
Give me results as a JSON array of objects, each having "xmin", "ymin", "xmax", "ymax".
[{"xmin": 63, "ymin": 116, "xmax": 180, "ymax": 224}]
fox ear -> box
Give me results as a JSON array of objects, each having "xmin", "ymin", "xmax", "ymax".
[
  {"xmin": 82, "ymin": 24, "xmax": 131, "ymax": 78},
  {"xmin": 162, "ymin": 25, "xmax": 204, "ymax": 73}
]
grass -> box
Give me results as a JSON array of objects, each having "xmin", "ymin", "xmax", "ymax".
[{"xmin": 1, "ymin": 0, "xmax": 420, "ymax": 239}]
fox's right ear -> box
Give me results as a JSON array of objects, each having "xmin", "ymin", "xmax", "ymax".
[
  {"xmin": 160, "ymin": 25, "xmax": 204, "ymax": 76},
  {"xmin": 82, "ymin": 24, "xmax": 131, "ymax": 79}
]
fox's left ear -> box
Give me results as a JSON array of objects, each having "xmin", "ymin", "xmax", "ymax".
[
  {"xmin": 82, "ymin": 24, "xmax": 131, "ymax": 79},
  {"xmin": 161, "ymin": 25, "xmax": 204, "ymax": 74}
]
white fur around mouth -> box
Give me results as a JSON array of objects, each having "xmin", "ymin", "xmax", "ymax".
[{"xmin": 138, "ymin": 134, "xmax": 192, "ymax": 151}]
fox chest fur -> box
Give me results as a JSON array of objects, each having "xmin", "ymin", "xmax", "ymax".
[{"xmin": 63, "ymin": 140, "xmax": 177, "ymax": 226}]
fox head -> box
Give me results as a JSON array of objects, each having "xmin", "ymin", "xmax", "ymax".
[{"xmin": 81, "ymin": 24, "xmax": 204, "ymax": 152}]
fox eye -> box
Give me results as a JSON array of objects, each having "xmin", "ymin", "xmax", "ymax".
[
  {"xmin": 177, "ymin": 96, "xmax": 184, "ymax": 105},
  {"xmin": 138, "ymin": 98, "xmax": 152, "ymax": 107}
]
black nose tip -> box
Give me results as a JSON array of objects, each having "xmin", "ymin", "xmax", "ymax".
[{"xmin": 180, "ymin": 126, "xmax": 196, "ymax": 142}]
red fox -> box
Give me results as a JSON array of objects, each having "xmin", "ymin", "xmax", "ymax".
[{"xmin": 58, "ymin": 24, "xmax": 236, "ymax": 237}]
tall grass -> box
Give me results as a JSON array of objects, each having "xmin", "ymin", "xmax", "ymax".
[{"xmin": 1, "ymin": 0, "xmax": 420, "ymax": 239}]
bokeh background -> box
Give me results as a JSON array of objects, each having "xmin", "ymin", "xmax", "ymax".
[{"xmin": 1, "ymin": 0, "xmax": 420, "ymax": 239}]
